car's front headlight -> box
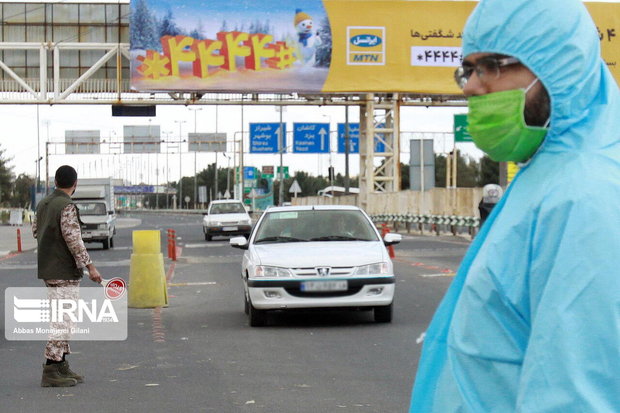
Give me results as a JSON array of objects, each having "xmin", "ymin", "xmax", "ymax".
[
  {"xmin": 240, "ymin": 219, "xmax": 251, "ymax": 225},
  {"xmin": 254, "ymin": 265, "xmax": 293, "ymax": 278},
  {"xmin": 98, "ymin": 224, "xmax": 108, "ymax": 230},
  {"xmin": 352, "ymin": 262, "xmax": 391, "ymax": 276}
]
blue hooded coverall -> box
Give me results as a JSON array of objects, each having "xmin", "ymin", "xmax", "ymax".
[{"xmin": 409, "ymin": 0, "xmax": 620, "ymax": 411}]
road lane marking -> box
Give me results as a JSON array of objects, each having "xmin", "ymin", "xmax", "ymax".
[
  {"xmin": 184, "ymin": 243, "xmax": 226, "ymax": 248},
  {"xmin": 418, "ymin": 272, "xmax": 456, "ymax": 277},
  {"xmin": 168, "ymin": 281, "xmax": 217, "ymax": 287}
]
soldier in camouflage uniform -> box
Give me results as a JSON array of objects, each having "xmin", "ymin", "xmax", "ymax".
[{"xmin": 33, "ymin": 165, "xmax": 102, "ymax": 387}]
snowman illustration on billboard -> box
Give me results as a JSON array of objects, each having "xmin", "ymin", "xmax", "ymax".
[{"xmin": 293, "ymin": 8, "xmax": 322, "ymax": 66}]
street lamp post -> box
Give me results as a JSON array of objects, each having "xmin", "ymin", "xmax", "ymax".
[
  {"xmin": 344, "ymin": 105, "xmax": 350, "ymax": 194},
  {"xmin": 188, "ymin": 107, "xmax": 202, "ymax": 209},
  {"xmin": 321, "ymin": 114, "xmax": 333, "ymax": 187},
  {"xmin": 275, "ymin": 106, "xmax": 286, "ymax": 205},
  {"xmin": 162, "ymin": 131, "xmax": 173, "ymax": 209},
  {"xmin": 214, "ymin": 105, "xmax": 219, "ymax": 201},
  {"xmin": 174, "ymin": 120, "xmax": 187, "ymax": 209}
]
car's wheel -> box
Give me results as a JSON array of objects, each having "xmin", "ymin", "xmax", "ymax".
[
  {"xmin": 102, "ymin": 238, "xmax": 110, "ymax": 250},
  {"xmin": 205, "ymin": 234, "xmax": 212, "ymax": 241},
  {"xmin": 248, "ymin": 300, "xmax": 266, "ymax": 327},
  {"xmin": 243, "ymin": 291, "xmax": 250, "ymax": 315},
  {"xmin": 374, "ymin": 303, "xmax": 393, "ymax": 323}
]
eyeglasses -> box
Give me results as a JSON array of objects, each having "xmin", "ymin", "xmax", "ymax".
[{"xmin": 454, "ymin": 55, "xmax": 521, "ymax": 89}]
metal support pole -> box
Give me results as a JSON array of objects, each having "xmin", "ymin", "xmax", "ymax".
[
  {"xmin": 190, "ymin": 107, "xmax": 202, "ymax": 209},
  {"xmin": 278, "ymin": 106, "xmax": 284, "ymax": 205},
  {"xmin": 240, "ymin": 102, "xmax": 245, "ymax": 201},
  {"xmin": 45, "ymin": 142, "xmax": 50, "ymax": 195},
  {"xmin": 166, "ymin": 143, "xmax": 169, "ymax": 209},
  {"xmin": 344, "ymin": 105, "xmax": 350, "ymax": 194},
  {"xmin": 214, "ymin": 105, "xmax": 219, "ymax": 200},
  {"xmin": 36, "ymin": 106, "xmax": 40, "ymax": 194}
]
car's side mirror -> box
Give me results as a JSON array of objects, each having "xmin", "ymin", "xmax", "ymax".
[
  {"xmin": 108, "ymin": 211, "xmax": 114, "ymax": 215},
  {"xmin": 383, "ymin": 233, "xmax": 402, "ymax": 246},
  {"xmin": 230, "ymin": 236, "xmax": 249, "ymax": 250}
]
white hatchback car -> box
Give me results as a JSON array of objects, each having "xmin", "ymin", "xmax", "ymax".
[
  {"xmin": 230, "ymin": 205, "xmax": 401, "ymax": 326},
  {"xmin": 203, "ymin": 200, "xmax": 253, "ymax": 241}
]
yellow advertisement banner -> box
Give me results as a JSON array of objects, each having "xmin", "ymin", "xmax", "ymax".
[
  {"xmin": 129, "ymin": 0, "xmax": 619, "ymax": 94},
  {"xmin": 323, "ymin": 0, "xmax": 620, "ymax": 94}
]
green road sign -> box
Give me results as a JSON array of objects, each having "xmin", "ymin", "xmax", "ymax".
[
  {"xmin": 276, "ymin": 166, "xmax": 289, "ymax": 179},
  {"xmin": 454, "ymin": 114, "xmax": 473, "ymax": 143}
]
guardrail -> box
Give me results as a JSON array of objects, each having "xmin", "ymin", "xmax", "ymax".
[{"xmin": 371, "ymin": 213, "xmax": 479, "ymax": 237}]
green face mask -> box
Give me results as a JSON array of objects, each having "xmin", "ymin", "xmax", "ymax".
[{"xmin": 467, "ymin": 81, "xmax": 548, "ymax": 162}]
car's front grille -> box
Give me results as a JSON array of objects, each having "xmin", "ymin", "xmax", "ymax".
[
  {"xmin": 290, "ymin": 266, "xmax": 355, "ymax": 277},
  {"xmin": 284, "ymin": 286, "xmax": 363, "ymax": 298},
  {"xmin": 81, "ymin": 224, "xmax": 98, "ymax": 230}
]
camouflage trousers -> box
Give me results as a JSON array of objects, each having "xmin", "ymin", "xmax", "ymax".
[{"xmin": 44, "ymin": 279, "xmax": 80, "ymax": 361}]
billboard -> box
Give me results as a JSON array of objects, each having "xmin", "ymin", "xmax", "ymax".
[
  {"xmin": 123, "ymin": 125, "xmax": 161, "ymax": 153},
  {"xmin": 188, "ymin": 133, "xmax": 227, "ymax": 152},
  {"xmin": 130, "ymin": 1, "xmax": 620, "ymax": 94},
  {"xmin": 65, "ymin": 130, "xmax": 100, "ymax": 154}
]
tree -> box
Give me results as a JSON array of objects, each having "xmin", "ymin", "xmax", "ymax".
[
  {"xmin": 12, "ymin": 174, "xmax": 34, "ymax": 208},
  {"xmin": 456, "ymin": 154, "xmax": 480, "ymax": 187},
  {"xmin": 130, "ymin": 0, "xmax": 159, "ymax": 50},
  {"xmin": 189, "ymin": 19, "xmax": 205, "ymax": 40},
  {"xmin": 315, "ymin": 16, "xmax": 332, "ymax": 68},
  {"xmin": 159, "ymin": 10, "xmax": 183, "ymax": 38},
  {"xmin": 400, "ymin": 162, "xmax": 410, "ymax": 190},
  {"xmin": 435, "ymin": 154, "xmax": 447, "ymax": 187},
  {"xmin": 478, "ymin": 155, "xmax": 500, "ymax": 186},
  {"xmin": 0, "ymin": 144, "xmax": 13, "ymax": 206}
]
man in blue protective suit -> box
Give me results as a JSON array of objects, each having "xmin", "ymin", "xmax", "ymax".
[{"xmin": 409, "ymin": 0, "xmax": 620, "ymax": 412}]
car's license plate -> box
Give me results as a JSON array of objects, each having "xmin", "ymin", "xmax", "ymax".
[
  {"xmin": 222, "ymin": 226, "xmax": 238, "ymax": 231},
  {"xmin": 300, "ymin": 280, "xmax": 348, "ymax": 292}
]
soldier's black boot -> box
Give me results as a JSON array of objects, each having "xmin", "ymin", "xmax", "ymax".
[
  {"xmin": 58, "ymin": 360, "xmax": 84, "ymax": 383},
  {"xmin": 41, "ymin": 363, "xmax": 78, "ymax": 387}
]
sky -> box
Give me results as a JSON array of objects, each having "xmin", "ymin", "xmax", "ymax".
[
  {"xmin": 0, "ymin": 102, "xmax": 478, "ymax": 186},
  {"xmin": 3, "ymin": 0, "xmax": 616, "ymax": 187},
  {"xmin": 146, "ymin": 0, "xmax": 328, "ymax": 40}
]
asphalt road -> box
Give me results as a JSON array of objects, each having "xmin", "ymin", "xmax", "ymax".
[{"xmin": 0, "ymin": 212, "xmax": 470, "ymax": 413}]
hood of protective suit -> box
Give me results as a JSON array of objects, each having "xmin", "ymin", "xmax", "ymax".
[
  {"xmin": 462, "ymin": 0, "xmax": 619, "ymax": 153},
  {"xmin": 410, "ymin": 0, "xmax": 620, "ymax": 412}
]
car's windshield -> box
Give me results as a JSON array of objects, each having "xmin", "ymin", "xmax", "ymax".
[
  {"xmin": 210, "ymin": 203, "xmax": 246, "ymax": 214},
  {"xmin": 75, "ymin": 202, "xmax": 107, "ymax": 216},
  {"xmin": 254, "ymin": 209, "xmax": 378, "ymax": 243}
]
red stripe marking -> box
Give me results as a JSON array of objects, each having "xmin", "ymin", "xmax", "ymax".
[
  {"xmin": 166, "ymin": 261, "xmax": 176, "ymax": 283},
  {"xmin": 0, "ymin": 252, "xmax": 20, "ymax": 262}
]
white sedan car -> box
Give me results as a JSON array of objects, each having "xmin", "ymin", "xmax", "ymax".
[
  {"xmin": 203, "ymin": 200, "xmax": 253, "ymax": 241},
  {"xmin": 230, "ymin": 205, "xmax": 401, "ymax": 326}
]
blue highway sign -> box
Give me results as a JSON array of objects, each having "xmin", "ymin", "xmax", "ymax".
[
  {"xmin": 249, "ymin": 123, "xmax": 287, "ymax": 153},
  {"xmin": 337, "ymin": 123, "xmax": 386, "ymax": 153},
  {"xmin": 293, "ymin": 123, "xmax": 330, "ymax": 153},
  {"xmin": 337, "ymin": 123, "xmax": 359, "ymax": 153}
]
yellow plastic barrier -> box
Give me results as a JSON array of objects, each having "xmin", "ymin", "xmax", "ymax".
[
  {"xmin": 132, "ymin": 230, "xmax": 162, "ymax": 254},
  {"xmin": 128, "ymin": 230, "xmax": 168, "ymax": 308}
]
